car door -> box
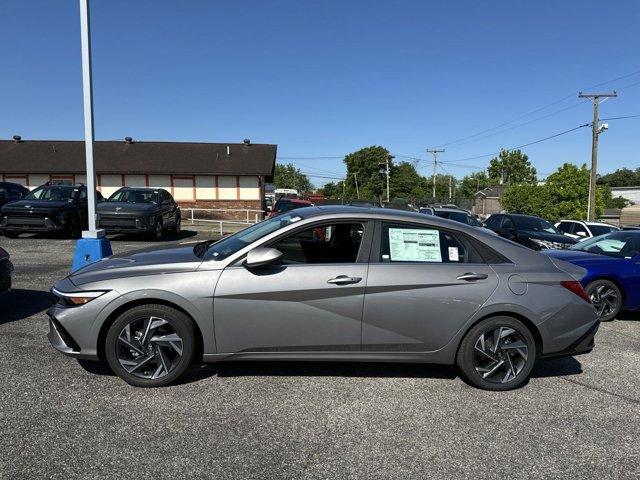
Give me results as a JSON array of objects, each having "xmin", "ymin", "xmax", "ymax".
[
  {"xmin": 212, "ymin": 220, "xmax": 372, "ymax": 353},
  {"xmin": 362, "ymin": 221, "xmax": 498, "ymax": 352}
]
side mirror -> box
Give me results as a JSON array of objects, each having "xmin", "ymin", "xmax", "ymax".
[
  {"xmin": 245, "ymin": 247, "xmax": 283, "ymax": 269},
  {"xmin": 576, "ymin": 231, "xmax": 587, "ymax": 237},
  {"xmin": 162, "ymin": 199, "xmax": 173, "ymax": 206}
]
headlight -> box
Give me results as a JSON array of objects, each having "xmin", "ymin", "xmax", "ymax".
[{"xmin": 52, "ymin": 288, "xmax": 108, "ymax": 306}]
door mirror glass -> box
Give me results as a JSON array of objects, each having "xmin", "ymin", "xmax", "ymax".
[
  {"xmin": 245, "ymin": 247, "xmax": 283, "ymax": 269},
  {"xmin": 576, "ymin": 230, "xmax": 587, "ymax": 237}
]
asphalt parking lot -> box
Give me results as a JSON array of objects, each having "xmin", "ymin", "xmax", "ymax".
[{"xmin": 0, "ymin": 232, "xmax": 639, "ymax": 479}]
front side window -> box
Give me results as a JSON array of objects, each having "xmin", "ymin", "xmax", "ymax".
[
  {"xmin": 557, "ymin": 222, "xmax": 574, "ymax": 234},
  {"xmin": 202, "ymin": 213, "xmax": 304, "ymax": 260},
  {"xmin": 484, "ymin": 215, "xmax": 501, "ymax": 229},
  {"xmin": 501, "ymin": 217, "xmax": 514, "ymax": 230},
  {"xmin": 380, "ymin": 224, "xmax": 477, "ymax": 263},
  {"xmin": 272, "ymin": 222, "xmax": 365, "ymax": 264}
]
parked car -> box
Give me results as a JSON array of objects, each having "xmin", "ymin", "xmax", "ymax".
[
  {"xmin": 48, "ymin": 206, "xmax": 598, "ymax": 390},
  {"xmin": 97, "ymin": 187, "xmax": 180, "ymax": 240},
  {"xmin": 268, "ymin": 198, "xmax": 313, "ymax": 218},
  {"xmin": 483, "ymin": 213, "xmax": 577, "ymax": 250},
  {"xmin": 542, "ymin": 231, "xmax": 640, "ymax": 321},
  {"xmin": 422, "ymin": 206, "xmax": 496, "ymax": 234},
  {"xmin": 555, "ymin": 220, "xmax": 619, "ymax": 241},
  {"xmin": 0, "ymin": 181, "xmax": 29, "ymax": 209},
  {"xmin": 0, "ymin": 184, "xmax": 103, "ymax": 238},
  {"xmin": 0, "ymin": 247, "xmax": 12, "ymax": 295}
]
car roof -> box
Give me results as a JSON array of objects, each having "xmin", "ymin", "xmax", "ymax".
[
  {"xmin": 278, "ymin": 198, "xmax": 312, "ymax": 204},
  {"xmin": 118, "ymin": 187, "xmax": 163, "ymax": 191}
]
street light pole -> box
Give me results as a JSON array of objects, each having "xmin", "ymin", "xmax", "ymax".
[{"xmin": 72, "ymin": 0, "xmax": 111, "ymax": 271}]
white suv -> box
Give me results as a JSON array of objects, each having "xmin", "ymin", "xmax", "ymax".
[{"xmin": 555, "ymin": 220, "xmax": 619, "ymax": 241}]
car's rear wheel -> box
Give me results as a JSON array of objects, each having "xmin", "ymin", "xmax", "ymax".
[
  {"xmin": 585, "ymin": 279, "xmax": 621, "ymax": 321},
  {"xmin": 105, "ymin": 304, "xmax": 195, "ymax": 387},
  {"xmin": 456, "ymin": 316, "xmax": 536, "ymax": 391},
  {"xmin": 2, "ymin": 230, "xmax": 19, "ymax": 238}
]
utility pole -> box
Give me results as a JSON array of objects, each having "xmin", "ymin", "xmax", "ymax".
[
  {"xmin": 578, "ymin": 91, "xmax": 617, "ymax": 221},
  {"xmin": 448, "ymin": 175, "xmax": 452, "ymax": 200},
  {"xmin": 385, "ymin": 156, "xmax": 390, "ymax": 203},
  {"xmin": 427, "ymin": 149, "xmax": 444, "ymax": 199},
  {"xmin": 352, "ymin": 172, "xmax": 360, "ymax": 199}
]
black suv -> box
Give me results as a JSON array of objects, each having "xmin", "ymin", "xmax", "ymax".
[
  {"xmin": 97, "ymin": 187, "xmax": 181, "ymax": 239},
  {"xmin": 0, "ymin": 181, "xmax": 29, "ymax": 209},
  {"xmin": 483, "ymin": 213, "xmax": 577, "ymax": 250},
  {"xmin": 0, "ymin": 184, "xmax": 102, "ymax": 238}
]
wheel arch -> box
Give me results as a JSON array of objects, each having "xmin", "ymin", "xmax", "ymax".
[
  {"xmin": 455, "ymin": 311, "xmax": 544, "ymax": 360},
  {"xmin": 96, "ymin": 298, "xmax": 204, "ymax": 363}
]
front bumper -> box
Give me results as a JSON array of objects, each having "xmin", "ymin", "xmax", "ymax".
[{"xmin": 1, "ymin": 215, "xmax": 67, "ymax": 232}]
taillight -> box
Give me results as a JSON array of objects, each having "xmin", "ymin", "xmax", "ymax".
[{"xmin": 561, "ymin": 280, "xmax": 591, "ymax": 304}]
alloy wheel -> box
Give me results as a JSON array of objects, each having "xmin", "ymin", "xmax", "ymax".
[
  {"xmin": 116, "ymin": 316, "xmax": 184, "ymax": 380},
  {"xmin": 589, "ymin": 284, "xmax": 619, "ymax": 320},
  {"xmin": 473, "ymin": 326, "xmax": 529, "ymax": 384}
]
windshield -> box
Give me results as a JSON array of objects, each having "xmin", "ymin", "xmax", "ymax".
[
  {"xmin": 201, "ymin": 213, "xmax": 303, "ymax": 260},
  {"xmin": 108, "ymin": 189, "xmax": 158, "ymax": 204},
  {"xmin": 588, "ymin": 224, "xmax": 617, "ymax": 237},
  {"xmin": 25, "ymin": 186, "xmax": 77, "ymax": 202},
  {"xmin": 435, "ymin": 210, "xmax": 481, "ymax": 227},
  {"xmin": 275, "ymin": 200, "xmax": 308, "ymax": 213},
  {"xmin": 570, "ymin": 232, "xmax": 640, "ymax": 258},
  {"xmin": 513, "ymin": 216, "xmax": 559, "ymax": 234}
]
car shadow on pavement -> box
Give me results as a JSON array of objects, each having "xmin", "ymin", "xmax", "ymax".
[
  {"xmin": 177, "ymin": 362, "xmax": 458, "ymax": 385},
  {"xmin": 0, "ymin": 289, "xmax": 54, "ymax": 325},
  {"xmin": 616, "ymin": 311, "xmax": 640, "ymax": 321},
  {"xmin": 531, "ymin": 356, "xmax": 583, "ymax": 378},
  {"xmin": 107, "ymin": 229, "xmax": 199, "ymax": 242}
]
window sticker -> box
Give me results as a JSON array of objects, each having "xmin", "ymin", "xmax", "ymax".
[
  {"xmin": 448, "ymin": 246, "xmax": 459, "ymax": 262},
  {"xmin": 388, "ymin": 228, "xmax": 442, "ymax": 262}
]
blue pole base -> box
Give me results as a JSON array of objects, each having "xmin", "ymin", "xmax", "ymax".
[{"xmin": 71, "ymin": 237, "xmax": 113, "ymax": 272}]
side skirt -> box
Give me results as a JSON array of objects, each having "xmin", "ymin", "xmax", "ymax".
[{"xmin": 202, "ymin": 351, "xmax": 451, "ymax": 365}]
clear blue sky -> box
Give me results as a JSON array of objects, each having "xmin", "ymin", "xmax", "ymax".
[{"xmin": 1, "ymin": 0, "xmax": 639, "ymax": 185}]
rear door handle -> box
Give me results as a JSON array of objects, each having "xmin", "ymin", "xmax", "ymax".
[
  {"xmin": 327, "ymin": 275, "xmax": 362, "ymax": 285},
  {"xmin": 457, "ymin": 272, "xmax": 489, "ymax": 281}
]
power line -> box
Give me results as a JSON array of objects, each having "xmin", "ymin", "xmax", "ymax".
[{"xmin": 433, "ymin": 68, "xmax": 640, "ymax": 148}]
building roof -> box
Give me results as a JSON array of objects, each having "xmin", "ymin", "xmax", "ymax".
[
  {"xmin": 0, "ymin": 139, "xmax": 276, "ymax": 176},
  {"xmin": 475, "ymin": 185, "xmax": 507, "ymax": 198}
]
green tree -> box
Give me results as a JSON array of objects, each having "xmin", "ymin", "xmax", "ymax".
[
  {"xmin": 273, "ymin": 163, "xmax": 313, "ymax": 192},
  {"xmin": 343, "ymin": 146, "xmax": 394, "ymax": 199},
  {"xmin": 389, "ymin": 161, "xmax": 430, "ymax": 200},
  {"xmin": 501, "ymin": 163, "xmax": 606, "ymax": 221},
  {"xmin": 317, "ymin": 181, "xmax": 344, "ymax": 199},
  {"xmin": 598, "ymin": 167, "xmax": 640, "ymax": 187},
  {"xmin": 487, "ymin": 149, "xmax": 537, "ymax": 185},
  {"xmin": 457, "ymin": 171, "xmax": 491, "ymax": 199}
]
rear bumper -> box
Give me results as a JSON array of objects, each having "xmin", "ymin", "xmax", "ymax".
[
  {"xmin": 539, "ymin": 320, "xmax": 600, "ymax": 359},
  {"xmin": 0, "ymin": 260, "xmax": 12, "ymax": 294}
]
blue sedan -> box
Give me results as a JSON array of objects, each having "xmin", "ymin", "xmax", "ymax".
[{"xmin": 542, "ymin": 231, "xmax": 640, "ymax": 321}]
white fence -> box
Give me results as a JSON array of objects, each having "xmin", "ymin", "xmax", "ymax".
[{"xmin": 183, "ymin": 208, "xmax": 266, "ymax": 235}]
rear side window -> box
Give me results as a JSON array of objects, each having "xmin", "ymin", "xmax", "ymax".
[
  {"xmin": 557, "ymin": 222, "xmax": 574, "ymax": 234},
  {"xmin": 380, "ymin": 223, "xmax": 483, "ymax": 263}
]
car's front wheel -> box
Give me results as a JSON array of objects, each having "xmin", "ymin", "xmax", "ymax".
[
  {"xmin": 151, "ymin": 218, "xmax": 163, "ymax": 241},
  {"xmin": 456, "ymin": 316, "xmax": 536, "ymax": 391},
  {"xmin": 105, "ymin": 304, "xmax": 195, "ymax": 387},
  {"xmin": 585, "ymin": 279, "xmax": 621, "ymax": 321}
]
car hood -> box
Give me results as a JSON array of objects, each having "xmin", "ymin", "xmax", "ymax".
[
  {"xmin": 97, "ymin": 202, "xmax": 159, "ymax": 216},
  {"xmin": 1, "ymin": 199, "xmax": 74, "ymax": 214},
  {"xmin": 519, "ymin": 230, "xmax": 576, "ymax": 244},
  {"xmin": 69, "ymin": 243, "xmax": 203, "ymax": 286},
  {"xmin": 541, "ymin": 249, "xmax": 622, "ymax": 266}
]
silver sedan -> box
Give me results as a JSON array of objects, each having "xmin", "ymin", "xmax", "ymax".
[{"xmin": 48, "ymin": 206, "xmax": 599, "ymax": 390}]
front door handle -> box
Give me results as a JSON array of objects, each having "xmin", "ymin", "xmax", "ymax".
[
  {"xmin": 457, "ymin": 272, "xmax": 489, "ymax": 281},
  {"xmin": 327, "ymin": 275, "xmax": 362, "ymax": 285}
]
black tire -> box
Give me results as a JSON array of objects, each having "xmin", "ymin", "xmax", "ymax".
[
  {"xmin": 105, "ymin": 304, "xmax": 195, "ymax": 387},
  {"xmin": 2, "ymin": 230, "xmax": 19, "ymax": 239},
  {"xmin": 456, "ymin": 316, "xmax": 536, "ymax": 391},
  {"xmin": 585, "ymin": 279, "xmax": 621, "ymax": 322},
  {"xmin": 172, "ymin": 215, "xmax": 181, "ymax": 233},
  {"xmin": 151, "ymin": 218, "xmax": 163, "ymax": 240}
]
